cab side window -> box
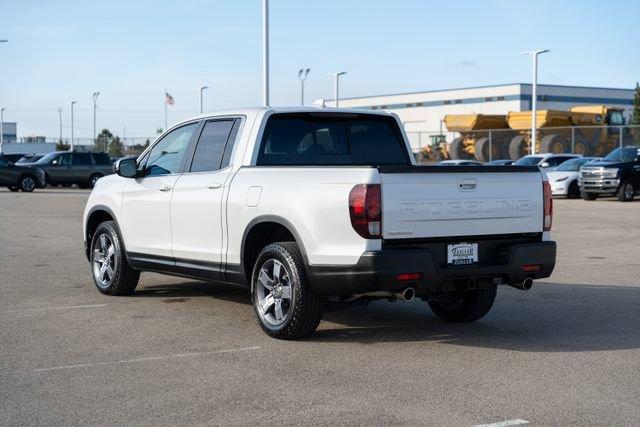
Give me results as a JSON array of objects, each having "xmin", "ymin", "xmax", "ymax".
[
  {"xmin": 52, "ymin": 153, "xmax": 72, "ymax": 166},
  {"xmin": 0, "ymin": 158, "xmax": 9, "ymax": 167},
  {"xmin": 189, "ymin": 119, "xmax": 235, "ymax": 173},
  {"xmin": 73, "ymin": 153, "xmax": 93, "ymax": 165},
  {"xmin": 143, "ymin": 122, "xmax": 198, "ymax": 176}
]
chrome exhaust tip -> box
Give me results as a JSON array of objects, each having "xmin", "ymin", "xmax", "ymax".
[
  {"xmin": 401, "ymin": 287, "xmax": 415, "ymax": 302},
  {"xmin": 509, "ymin": 277, "xmax": 534, "ymax": 291}
]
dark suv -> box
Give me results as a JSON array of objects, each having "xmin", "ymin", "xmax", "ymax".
[
  {"xmin": 580, "ymin": 146, "xmax": 640, "ymax": 201},
  {"xmin": 24, "ymin": 152, "xmax": 114, "ymax": 188},
  {"xmin": 0, "ymin": 155, "xmax": 46, "ymax": 192}
]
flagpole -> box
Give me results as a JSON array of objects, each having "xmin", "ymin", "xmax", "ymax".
[{"xmin": 164, "ymin": 88, "xmax": 167, "ymax": 131}]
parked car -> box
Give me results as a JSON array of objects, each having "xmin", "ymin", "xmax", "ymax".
[
  {"xmin": 514, "ymin": 153, "xmax": 581, "ymax": 171},
  {"xmin": 1, "ymin": 153, "xmax": 27, "ymax": 163},
  {"xmin": 580, "ymin": 146, "xmax": 640, "ymax": 201},
  {"xmin": 437, "ymin": 159, "xmax": 484, "ymax": 166},
  {"xmin": 23, "ymin": 151, "xmax": 113, "ymax": 188},
  {"xmin": 546, "ymin": 157, "xmax": 600, "ymax": 198},
  {"xmin": 83, "ymin": 107, "xmax": 556, "ymax": 340},
  {"xmin": 15, "ymin": 154, "xmax": 45, "ymax": 164},
  {"xmin": 485, "ymin": 159, "xmax": 514, "ymax": 166},
  {"xmin": 0, "ymin": 155, "xmax": 46, "ymax": 192}
]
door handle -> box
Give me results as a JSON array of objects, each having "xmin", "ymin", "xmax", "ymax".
[
  {"xmin": 207, "ymin": 182, "xmax": 222, "ymax": 189},
  {"xmin": 159, "ymin": 185, "xmax": 172, "ymax": 192}
]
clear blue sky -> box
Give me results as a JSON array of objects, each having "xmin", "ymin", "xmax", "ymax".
[{"xmin": 1, "ymin": 0, "xmax": 639, "ymax": 139}]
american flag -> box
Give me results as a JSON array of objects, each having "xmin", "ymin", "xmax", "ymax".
[{"xmin": 165, "ymin": 92, "xmax": 175, "ymax": 106}]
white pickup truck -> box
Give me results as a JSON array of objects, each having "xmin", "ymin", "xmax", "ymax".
[{"xmin": 83, "ymin": 108, "xmax": 556, "ymax": 339}]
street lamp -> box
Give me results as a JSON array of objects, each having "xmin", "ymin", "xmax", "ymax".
[
  {"xmin": 70, "ymin": 101, "xmax": 77, "ymax": 152},
  {"xmin": 262, "ymin": 0, "xmax": 269, "ymax": 106},
  {"xmin": 327, "ymin": 72, "xmax": 347, "ymax": 108},
  {"xmin": 92, "ymin": 91, "xmax": 100, "ymax": 144},
  {"xmin": 522, "ymin": 49, "xmax": 550, "ymax": 155},
  {"xmin": 199, "ymin": 86, "xmax": 208, "ymax": 114},
  {"xmin": 297, "ymin": 68, "xmax": 310, "ymax": 106},
  {"xmin": 0, "ymin": 108, "xmax": 5, "ymax": 149}
]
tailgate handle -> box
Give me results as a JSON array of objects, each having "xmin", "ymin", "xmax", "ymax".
[{"xmin": 458, "ymin": 179, "xmax": 477, "ymax": 191}]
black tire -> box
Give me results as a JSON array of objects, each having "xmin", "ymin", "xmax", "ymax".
[
  {"xmin": 508, "ymin": 135, "xmax": 527, "ymax": 160},
  {"xmin": 251, "ymin": 242, "xmax": 323, "ymax": 340},
  {"xmin": 449, "ymin": 137, "xmax": 469, "ymax": 160},
  {"xmin": 567, "ymin": 181, "xmax": 581, "ymax": 198},
  {"xmin": 617, "ymin": 180, "xmax": 635, "ymax": 202},
  {"xmin": 581, "ymin": 191, "xmax": 598, "ymax": 201},
  {"xmin": 90, "ymin": 221, "xmax": 140, "ymax": 295},
  {"xmin": 8, "ymin": 186, "xmax": 19, "ymax": 192},
  {"xmin": 540, "ymin": 134, "xmax": 567, "ymax": 154},
  {"xmin": 474, "ymin": 137, "xmax": 500, "ymax": 163},
  {"xmin": 428, "ymin": 287, "xmax": 497, "ymax": 323},
  {"xmin": 19, "ymin": 175, "xmax": 37, "ymax": 192},
  {"xmin": 88, "ymin": 173, "xmax": 103, "ymax": 189}
]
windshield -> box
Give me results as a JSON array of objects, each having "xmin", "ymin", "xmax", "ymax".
[
  {"xmin": 603, "ymin": 147, "xmax": 639, "ymax": 163},
  {"xmin": 33, "ymin": 152, "xmax": 60, "ymax": 164},
  {"xmin": 514, "ymin": 156, "xmax": 544, "ymax": 166},
  {"xmin": 555, "ymin": 157, "xmax": 591, "ymax": 172}
]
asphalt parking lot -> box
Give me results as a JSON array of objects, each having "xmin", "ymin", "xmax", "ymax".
[{"xmin": 1, "ymin": 189, "xmax": 639, "ymax": 426}]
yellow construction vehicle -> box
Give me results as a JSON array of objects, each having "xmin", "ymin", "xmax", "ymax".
[
  {"xmin": 420, "ymin": 134, "xmax": 451, "ymax": 162},
  {"xmin": 506, "ymin": 105, "xmax": 627, "ymax": 159},
  {"xmin": 443, "ymin": 114, "xmax": 516, "ymax": 162}
]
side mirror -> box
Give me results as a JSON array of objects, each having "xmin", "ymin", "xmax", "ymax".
[
  {"xmin": 540, "ymin": 162, "xmax": 550, "ymax": 168},
  {"xmin": 114, "ymin": 158, "xmax": 138, "ymax": 178}
]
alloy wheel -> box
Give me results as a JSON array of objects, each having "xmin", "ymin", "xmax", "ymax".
[
  {"xmin": 255, "ymin": 259, "xmax": 294, "ymax": 327},
  {"xmin": 21, "ymin": 177, "xmax": 35, "ymax": 192},
  {"xmin": 92, "ymin": 233, "xmax": 117, "ymax": 289}
]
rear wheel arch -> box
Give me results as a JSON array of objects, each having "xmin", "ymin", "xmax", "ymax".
[{"xmin": 241, "ymin": 216, "xmax": 309, "ymax": 287}]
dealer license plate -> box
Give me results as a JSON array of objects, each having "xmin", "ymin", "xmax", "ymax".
[{"xmin": 447, "ymin": 243, "xmax": 478, "ymax": 265}]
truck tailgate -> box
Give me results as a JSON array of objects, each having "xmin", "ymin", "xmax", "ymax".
[{"xmin": 379, "ymin": 166, "xmax": 543, "ymax": 239}]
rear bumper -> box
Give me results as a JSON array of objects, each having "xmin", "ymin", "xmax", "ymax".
[{"xmin": 307, "ymin": 241, "xmax": 556, "ymax": 296}]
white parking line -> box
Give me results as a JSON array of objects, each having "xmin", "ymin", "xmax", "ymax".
[
  {"xmin": 26, "ymin": 346, "xmax": 261, "ymax": 373},
  {"xmin": 0, "ymin": 304, "xmax": 108, "ymax": 315},
  {"xmin": 473, "ymin": 420, "xmax": 529, "ymax": 427}
]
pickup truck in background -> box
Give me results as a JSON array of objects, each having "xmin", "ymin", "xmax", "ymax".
[
  {"xmin": 23, "ymin": 151, "xmax": 113, "ymax": 188},
  {"xmin": 580, "ymin": 146, "xmax": 640, "ymax": 201},
  {"xmin": 83, "ymin": 108, "xmax": 556, "ymax": 339}
]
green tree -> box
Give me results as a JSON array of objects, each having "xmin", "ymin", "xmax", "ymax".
[
  {"xmin": 632, "ymin": 83, "xmax": 640, "ymax": 145},
  {"xmin": 95, "ymin": 129, "xmax": 114, "ymax": 153},
  {"xmin": 55, "ymin": 140, "xmax": 70, "ymax": 151},
  {"xmin": 108, "ymin": 136, "xmax": 124, "ymax": 158}
]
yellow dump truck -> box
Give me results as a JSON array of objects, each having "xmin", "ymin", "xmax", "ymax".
[
  {"xmin": 443, "ymin": 114, "xmax": 515, "ymax": 162},
  {"xmin": 444, "ymin": 105, "xmax": 627, "ymax": 161},
  {"xmin": 507, "ymin": 105, "xmax": 627, "ymax": 159}
]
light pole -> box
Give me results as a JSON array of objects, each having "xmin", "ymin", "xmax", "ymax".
[
  {"xmin": 199, "ymin": 86, "xmax": 208, "ymax": 114},
  {"xmin": 522, "ymin": 49, "xmax": 550, "ymax": 155},
  {"xmin": 70, "ymin": 101, "xmax": 77, "ymax": 151},
  {"xmin": 0, "ymin": 42, "xmax": 6, "ymax": 151},
  {"xmin": 262, "ymin": 0, "xmax": 269, "ymax": 106},
  {"xmin": 297, "ymin": 69, "xmax": 310, "ymax": 106},
  {"xmin": 58, "ymin": 108, "xmax": 63, "ymax": 143},
  {"xmin": 0, "ymin": 108, "xmax": 5, "ymax": 150},
  {"xmin": 92, "ymin": 91, "xmax": 100, "ymax": 144},
  {"xmin": 327, "ymin": 72, "xmax": 347, "ymax": 108}
]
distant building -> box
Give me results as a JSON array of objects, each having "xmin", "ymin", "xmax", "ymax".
[
  {"xmin": 321, "ymin": 83, "xmax": 635, "ymax": 149},
  {"xmin": 1, "ymin": 122, "xmax": 17, "ymax": 143}
]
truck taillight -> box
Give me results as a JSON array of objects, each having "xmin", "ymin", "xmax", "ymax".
[
  {"xmin": 349, "ymin": 184, "xmax": 381, "ymax": 239},
  {"xmin": 543, "ymin": 180, "xmax": 553, "ymax": 231}
]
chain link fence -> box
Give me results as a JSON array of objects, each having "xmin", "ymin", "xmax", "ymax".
[{"xmin": 406, "ymin": 125, "xmax": 640, "ymax": 164}]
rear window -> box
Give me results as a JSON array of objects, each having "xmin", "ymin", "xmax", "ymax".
[{"xmin": 256, "ymin": 113, "xmax": 409, "ymax": 166}]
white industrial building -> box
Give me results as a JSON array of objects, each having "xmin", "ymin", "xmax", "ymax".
[{"xmin": 321, "ymin": 83, "xmax": 635, "ymax": 150}]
